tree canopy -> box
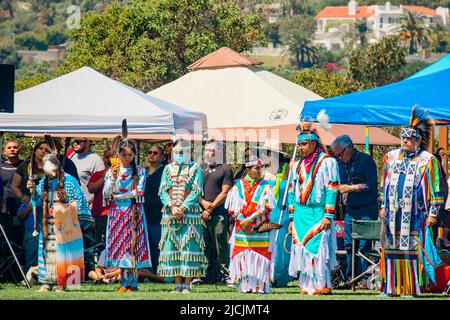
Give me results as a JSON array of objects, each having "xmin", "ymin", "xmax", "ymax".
[{"xmin": 62, "ymin": 0, "xmax": 266, "ymax": 92}]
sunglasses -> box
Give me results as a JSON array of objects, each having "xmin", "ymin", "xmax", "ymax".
[
  {"xmin": 334, "ymin": 147, "xmax": 348, "ymax": 158},
  {"xmin": 148, "ymin": 151, "xmax": 160, "ymax": 156},
  {"xmin": 298, "ymin": 141, "xmax": 309, "ymax": 146},
  {"xmin": 74, "ymin": 140, "xmax": 87, "ymax": 144}
]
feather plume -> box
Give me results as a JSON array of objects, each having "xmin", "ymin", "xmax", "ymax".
[
  {"xmin": 297, "ymin": 120, "xmax": 313, "ymax": 134},
  {"xmin": 409, "ymin": 105, "xmax": 435, "ymax": 149},
  {"xmin": 44, "ymin": 134, "xmax": 57, "ymax": 156},
  {"xmin": 317, "ymin": 109, "xmax": 331, "ymax": 131},
  {"xmin": 122, "ymin": 119, "xmax": 128, "ymax": 141}
]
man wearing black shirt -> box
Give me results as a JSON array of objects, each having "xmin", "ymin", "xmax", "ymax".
[
  {"xmin": 199, "ymin": 140, "xmax": 233, "ymax": 284},
  {"xmin": 0, "ymin": 140, "xmax": 23, "ymax": 216},
  {"xmin": 144, "ymin": 144, "xmax": 165, "ymax": 273},
  {"xmin": 0, "ymin": 140, "xmax": 24, "ymax": 247}
]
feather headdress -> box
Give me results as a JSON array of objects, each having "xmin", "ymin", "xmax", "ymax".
[
  {"xmin": 401, "ymin": 105, "xmax": 435, "ymax": 149},
  {"xmin": 296, "ymin": 117, "xmax": 320, "ymax": 143}
]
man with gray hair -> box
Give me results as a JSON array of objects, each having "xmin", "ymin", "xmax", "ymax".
[
  {"xmin": 330, "ymin": 134, "xmax": 378, "ymax": 289},
  {"xmin": 199, "ymin": 139, "xmax": 233, "ymax": 284}
]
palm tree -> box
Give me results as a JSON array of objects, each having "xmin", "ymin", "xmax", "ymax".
[
  {"xmin": 397, "ymin": 11, "xmax": 429, "ymax": 54},
  {"xmin": 356, "ymin": 18, "xmax": 368, "ymax": 47},
  {"xmin": 282, "ymin": 31, "xmax": 319, "ymax": 69}
]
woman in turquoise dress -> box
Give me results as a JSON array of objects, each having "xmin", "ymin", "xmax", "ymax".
[{"xmin": 158, "ymin": 139, "xmax": 207, "ymax": 293}]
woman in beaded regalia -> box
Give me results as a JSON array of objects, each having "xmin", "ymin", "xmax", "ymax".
[
  {"xmin": 157, "ymin": 139, "xmax": 206, "ymax": 293},
  {"xmin": 103, "ymin": 138, "xmax": 151, "ymax": 293}
]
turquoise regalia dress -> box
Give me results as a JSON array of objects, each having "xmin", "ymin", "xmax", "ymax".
[
  {"xmin": 157, "ymin": 162, "xmax": 207, "ymax": 278},
  {"xmin": 379, "ymin": 148, "xmax": 444, "ymax": 295},
  {"xmin": 287, "ymin": 151, "xmax": 340, "ymax": 294}
]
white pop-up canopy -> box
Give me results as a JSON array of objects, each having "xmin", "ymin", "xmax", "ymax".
[{"xmin": 0, "ymin": 67, "xmax": 207, "ymax": 137}]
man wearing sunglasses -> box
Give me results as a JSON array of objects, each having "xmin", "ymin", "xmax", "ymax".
[
  {"xmin": 330, "ymin": 135, "xmax": 378, "ymax": 289},
  {"xmin": 287, "ymin": 123, "xmax": 340, "ymax": 295},
  {"xmin": 69, "ymin": 138, "xmax": 105, "ymax": 205}
]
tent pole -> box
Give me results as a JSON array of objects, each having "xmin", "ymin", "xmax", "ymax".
[
  {"xmin": 136, "ymin": 140, "xmax": 141, "ymax": 165},
  {"xmin": 439, "ymin": 126, "xmax": 448, "ymax": 175},
  {"xmin": 275, "ymin": 142, "xmax": 298, "ymax": 244},
  {"xmin": 365, "ymin": 126, "xmax": 370, "ymax": 154}
]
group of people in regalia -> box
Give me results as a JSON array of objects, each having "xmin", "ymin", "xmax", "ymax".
[{"xmin": 28, "ymin": 105, "xmax": 445, "ymax": 297}]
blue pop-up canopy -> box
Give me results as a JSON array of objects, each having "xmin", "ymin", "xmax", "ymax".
[
  {"xmin": 302, "ymin": 61, "xmax": 450, "ymax": 126},
  {"xmin": 408, "ymin": 54, "xmax": 450, "ymax": 79}
]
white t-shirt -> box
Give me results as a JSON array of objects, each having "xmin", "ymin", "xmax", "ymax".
[{"xmin": 69, "ymin": 151, "xmax": 105, "ymax": 204}]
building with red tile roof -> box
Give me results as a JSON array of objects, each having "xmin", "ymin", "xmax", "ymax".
[{"xmin": 314, "ymin": 1, "xmax": 449, "ymax": 50}]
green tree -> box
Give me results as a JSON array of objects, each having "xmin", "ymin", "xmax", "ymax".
[
  {"xmin": 348, "ymin": 36, "xmax": 407, "ymax": 89},
  {"xmin": 397, "ymin": 11, "xmax": 429, "ymax": 54},
  {"xmin": 0, "ymin": 40, "xmax": 21, "ymax": 67},
  {"xmin": 46, "ymin": 27, "xmax": 67, "ymax": 45},
  {"xmin": 279, "ymin": 15, "xmax": 318, "ymax": 69},
  {"xmin": 15, "ymin": 73, "xmax": 52, "ymax": 92},
  {"xmin": 356, "ymin": 18, "xmax": 368, "ymax": 47},
  {"xmin": 290, "ymin": 66, "xmax": 351, "ymax": 98},
  {"xmin": 15, "ymin": 32, "xmax": 48, "ymax": 50},
  {"xmin": 279, "ymin": 14, "xmax": 316, "ymax": 40},
  {"xmin": 263, "ymin": 21, "xmax": 281, "ymax": 47},
  {"xmin": 61, "ymin": 0, "xmax": 266, "ymax": 92},
  {"xmin": 428, "ymin": 22, "xmax": 450, "ymax": 53},
  {"xmin": 16, "ymin": 61, "xmax": 55, "ymax": 80},
  {"xmin": 282, "ymin": 32, "xmax": 319, "ymax": 69}
]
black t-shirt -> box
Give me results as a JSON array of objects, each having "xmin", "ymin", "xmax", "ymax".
[
  {"xmin": 15, "ymin": 160, "xmax": 45, "ymax": 197},
  {"xmin": 144, "ymin": 164, "xmax": 165, "ymax": 225},
  {"xmin": 201, "ymin": 163, "xmax": 233, "ymax": 213},
  {"xmin": 0, "ymin": 160, "xmax": 22, "ymax": 200}
]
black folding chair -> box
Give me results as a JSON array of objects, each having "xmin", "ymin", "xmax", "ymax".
[{"xmin": 79, "ymin": 215, "xmax": 104, "ymax": 277}]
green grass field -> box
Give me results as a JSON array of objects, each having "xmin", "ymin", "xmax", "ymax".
[{"xmin": 0, "ymin": 281, "xmax": 448, "ymax": 300}]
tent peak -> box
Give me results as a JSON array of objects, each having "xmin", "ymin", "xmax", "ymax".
[{"xmin": 188, "ymin": 47, "xmax": 262, "ymax": 70}]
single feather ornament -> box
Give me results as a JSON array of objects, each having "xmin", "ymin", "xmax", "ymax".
[
  {"xmin": 317, "ymin": 109, "xmax": 331, "ymax": 131},
  {"xmin": 44, "ymin": 134, "xmax": 57, "ymax": 156}
]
